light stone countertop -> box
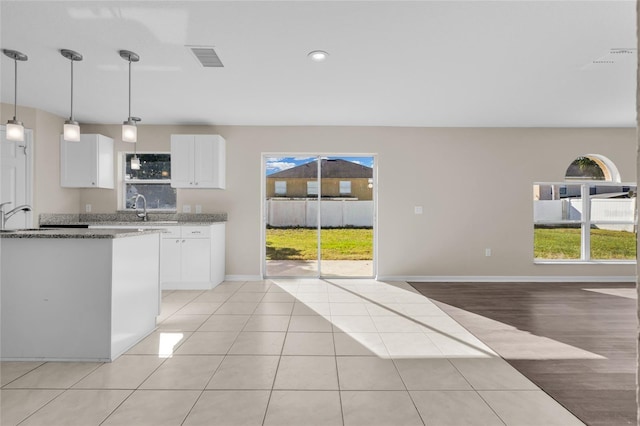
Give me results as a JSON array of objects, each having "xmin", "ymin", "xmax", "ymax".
[
  {"xmin": 0, "ymin": 228, "xmax": 164, "ymax": 239},
  {"xmin": 39, "ymin": 212, "xmax": 227, "ymax": 226}
]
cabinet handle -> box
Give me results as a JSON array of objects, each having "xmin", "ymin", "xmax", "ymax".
[
  {"xmin": 92, "ymin": 182, "xmax": 95, "ymax": 186},
  {"xmin": 195, "ymin": 182, "xmax": 199, "ymax": 185},
  {"xmin": 175, "ymin": 240, "xmax": 179, "ymax": 243},
  {"xmin": 182, "ymin": 239, "xmax": 186, "ymax": 243},
  {"xmin": 189, "ymin": 182, "xmax": 193, "ymax": 185}
]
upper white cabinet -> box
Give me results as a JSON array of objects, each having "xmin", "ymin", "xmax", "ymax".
[
  {"xmin": 60, "ymin": 134, "xmax": 114, "ymax": 188},
  {"xmin": 170, "ymin": 134, "xmax": 225, "ymax": 189}
]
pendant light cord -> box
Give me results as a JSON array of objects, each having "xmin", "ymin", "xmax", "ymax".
[
  {"xmin": 70, "ymin": 59, "xmax": 74, "ymax": 120},
  {"xmin": 13, "ymin": 58, "xmax": 17, "ymax": 120},
  {"xmin": 128, "ymin": 58, "xmax": 132, "ymax": 121}
]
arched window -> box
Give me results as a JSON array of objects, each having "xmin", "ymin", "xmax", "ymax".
[
  {"xmin": 533, "ymin": 155, "xmax": 635, "ymax": 262},
  {"xmin": 564, "ymin": 154, "xmax": 621, "ymax": 182}
]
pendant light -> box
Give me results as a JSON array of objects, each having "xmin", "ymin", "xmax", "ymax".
[
  {"xmin": 2, "ymin": 49, "xmax": 28, "ymax": 142},
  {"xmin": 60, "ymin": 49, "xmax": 83, "ymax": 142},
  {"xmin": 130, "ymin": 118, "xmax": 141, "ymax": 170},
  {"xmin": 120, "ymin": 50, "xmax": 140, "ymax": 143}
]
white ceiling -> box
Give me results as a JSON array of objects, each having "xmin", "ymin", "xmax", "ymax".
[{"xmin": 0, "ymin": 1, "xmax": 636, "ymax": 127}]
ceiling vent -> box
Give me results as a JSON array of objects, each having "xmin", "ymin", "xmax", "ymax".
[
  {"xmin": 590, "ymin": 48, "xmax": 636, "ymax": 66},
  {"xmin": 188, "ymin": 46, "xmax": 224, "ymax": 67},
  {"xmin": 580, "ymin": 48, "xmax": 636, "ymax": 70}
]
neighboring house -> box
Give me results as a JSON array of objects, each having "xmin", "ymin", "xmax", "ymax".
[{"xmin": 266, "ymin": 159, "xmax": 373, "ymax": 200}]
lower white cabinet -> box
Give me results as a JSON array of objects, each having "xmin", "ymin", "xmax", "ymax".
[
  {"xmin": 89, "ymin": 223, "xmax": 225, "ymax": 290},
  {"xmin": 160, "ymin": 225, "xmax": 225, "ymax": 289}
]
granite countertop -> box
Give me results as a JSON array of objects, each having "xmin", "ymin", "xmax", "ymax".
[
  {"xmin": 0, "ymin": 228, "xmax": 164, "ymax": 239},
  {"xmin": 39, "ymin": 213, "xmax": 228, "ymax": 227}
]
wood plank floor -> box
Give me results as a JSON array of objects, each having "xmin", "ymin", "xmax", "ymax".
[{"xmin": 409, "ymin": 282, "xmax": 636, "ymax": 426}]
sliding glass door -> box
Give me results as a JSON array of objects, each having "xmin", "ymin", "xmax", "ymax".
[{"xmin": 263, "ymin": 155, "xmax": 375, "ymax": 278}]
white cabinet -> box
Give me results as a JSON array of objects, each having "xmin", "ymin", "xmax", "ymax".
[
  {"xmin": 60, "ymin": 134, "xmax": 114, "ymax": 188},
  {"xmin": 160, "ymin": 224, "xmax": 225, "ymax": 290},
  {"xmin": 170, "ymin": 134, "xmax": 225, "ymax": 189},
  {"xmin": 88, "ymin": 223, "xmax": 226, "ymax": 290}
]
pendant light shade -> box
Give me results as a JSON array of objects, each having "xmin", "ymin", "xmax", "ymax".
[
  {"xmin": 60, "ymin": 49, "xmax": 83, "ymax": 142},
  {"xmin": 120, "ymin": 50, "xmax": 140, "ymax": 143},
  {"xmin": 122, "ymin": 120, "xmax": 137, "ymax": 143},
  {"xmin": 130, "ymin": 154, "xmax": 141, "ymax": 170},
  {"xmin": 2, "ymin": 49, "xmax": 28, "ymax": 142}
]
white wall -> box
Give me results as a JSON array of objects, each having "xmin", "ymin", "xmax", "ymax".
[
  {"xmin": 1, "ymin": 103, "xmax": 80, "ymax": 224},
  {"xmin": 78, "ymin": 124, "xmax": 636, "ymax": 280},
  {"xmin": 2, "ymin": 108, "xmax": 633, "ymax": 280}
]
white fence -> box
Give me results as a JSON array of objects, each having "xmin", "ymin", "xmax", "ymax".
[
  {"xmin": 534, "ymin": 199, "xmax": 635, "ymax": 232},
  {"xmin": 266, "ymin": 200, "xmax": 373, "ymax": 227}
]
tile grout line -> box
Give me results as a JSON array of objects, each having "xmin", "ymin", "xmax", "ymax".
[
  {"xmin": 177, "ymin": 281, "xmax": 250, "ymax": 425},
  {"xmin": 261, "ymin": 282, "xmax": 293, "ymax": 426}
]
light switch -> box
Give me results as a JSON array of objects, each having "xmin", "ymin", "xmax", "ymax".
[
  {"xmin": 85, "ymin": 204, "xmax": 92, "ymax": 213},
  {"xmin": 414, "ymin": 206, "xmax": 423, "ymax": 215},
  {"xmin": 195, "ymin": 204, "xmax": 202, "ymax": 214},
  {"xmin": 183, "ymin": 205, "xmax": 191, "ymax": 213}
]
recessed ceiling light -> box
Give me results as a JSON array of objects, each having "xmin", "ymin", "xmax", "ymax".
[{"xmin": 308, "ymin": 50, "xmax": 328, "ymax": 62}]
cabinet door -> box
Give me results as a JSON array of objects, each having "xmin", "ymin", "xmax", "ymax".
[
  {"xmin": 60, "ymin": 135, "xmax": 97, "ymax": 187},
  {"xmin": 95, "ymin": 135, "xmax": 114, "ymax": 189},
  {"xmin": 194, "ymin": 135, "xmax": 225, "ymax": 189},
  {"xmin": 170, "ymin": 135, "xmax": 194, "ymax": 188},
  {"xmin": 160, "ymin": 238, "xmax": 182, "ymax": 283},
  {"xmin": 61, "ymin": 134, "xmax": 114, "ymax": 188},
  {"xmin": 181, "ymin": 238, "xmax": 211, "ymax": 282}
]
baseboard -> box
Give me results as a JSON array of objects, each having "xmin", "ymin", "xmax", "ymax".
[
  {"xmin": 225, "ymin": 275, "xmax": 264, "ymax": 282},
  {"xmin": 376, "ymin": 275, "xmax": 637, "ymax": 283}
]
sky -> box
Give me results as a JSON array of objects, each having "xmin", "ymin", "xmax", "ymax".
[{"xmin": 265, "ymin": 156, "xmax": 374, "ymax": 175}]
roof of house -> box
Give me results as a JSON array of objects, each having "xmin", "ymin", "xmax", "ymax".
[{"xmin": 269, "ymin": 159, "xmax": 373, "ymax": 179}]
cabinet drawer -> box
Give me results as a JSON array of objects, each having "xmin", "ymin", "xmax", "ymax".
[
  {"xmin": 181, "ymin": 226, "xmax": 210, "ymax": 238},
  {"xmin": 160, "ymin": 226, "xmax": 181, "ymax": 239}
]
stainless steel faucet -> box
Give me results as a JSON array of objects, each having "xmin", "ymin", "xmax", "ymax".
[
  {"xmin": 0, "ymin": 202, "xmax": 32, "ymax": 230},
  {"xmin": 133, "ymin": 194, "xmax": 148, "ymax": 221}
]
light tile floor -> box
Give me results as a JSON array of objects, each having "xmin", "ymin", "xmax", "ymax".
[{"xmin": 1, "ymin": 279, "xmax": 585, "ymax": 426}]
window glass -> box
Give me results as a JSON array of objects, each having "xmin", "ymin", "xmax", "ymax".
[
  {"xmin": 307, "ymin": 181, "xmax": 318, "ymax": 195},
  {"xmin": 275, "ymin": 181, "xmax": 287, "ymax": 195},
  {"xmin": 339, "ymin": 181, "xmax": 351, "ymax": 195},
  {"xmin": 534, "ymin": 182, "xmax": 636, "ymax": 262},
  {"xmin": 534, "ymin": 224, "xmax": 581, "ymax": 260},
  {"xmin": 125, "ymin": 154, "xmax": 171, "ymax": 180},
  {"xmin": 565, "ymin": 156, "xmax": 605, "ymax": 180},
  {"xmin": 125, "ymin": 183, "xmax": 177, "ymax": 209},
  {"xmin": 124, "ymin": 153, "xmax": 176, "ymax": 210}
]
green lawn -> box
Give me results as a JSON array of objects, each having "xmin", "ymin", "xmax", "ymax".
[
  {"xmin": 266, "ymin": 228, "xmax": 373, "ymax": 260},
  {"xmin": 534, "ymin": 228, "xmax": 636, "ymax": 260},
  {"xmin": 267, "ymin": 227, "xmax": 636, "ymax": 261}
]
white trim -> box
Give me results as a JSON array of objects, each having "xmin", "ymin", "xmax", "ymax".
[
  {"xmin": 377, "ymin": 275, "xmax": 636, "ymax": 283},
  {"xmin": 225, "ymin": 274, "xmax": 263, "ymax": 281}
]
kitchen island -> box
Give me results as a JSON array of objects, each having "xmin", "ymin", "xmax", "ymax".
[{"xmin": 0, "ymin": 228, "xmax": 162, "ymax": 362}]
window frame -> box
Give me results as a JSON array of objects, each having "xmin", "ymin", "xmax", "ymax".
[
  {"xmin": 533, "ymin": 181, "xmax": 636, "ymax": 264},
  {"xmin": 122, "ymin": 152, "xmax": 176, "ymax": 212}
]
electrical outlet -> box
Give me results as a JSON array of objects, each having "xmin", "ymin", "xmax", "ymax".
[
  {"xmin": 414, "ymin": 206, "xmax": 423, "ymax": 215},
  {"xmin": 183, "ymin": 205, "xmax": 191, "ymax": 213},
  {"xmin": 85, "ymin": 204, "xmax": 92, "ymax": 213},
  {"xmin": 485, "ymin": 248, "xmax": 492, "ymax": 257},
  {"xmin": 195, "ymin": 204, "xmax": 202, "ymax": 214}
]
